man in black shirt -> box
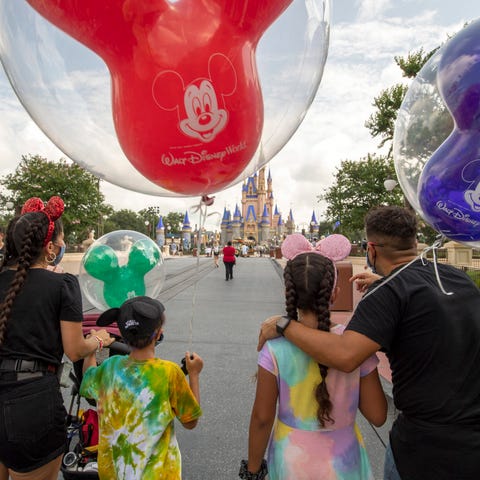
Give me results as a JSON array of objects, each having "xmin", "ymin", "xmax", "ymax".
[{"xmin": 258, "ymin": 206, "xmax": 480, "ymax": 479}]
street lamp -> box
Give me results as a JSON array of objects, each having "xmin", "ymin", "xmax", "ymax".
[
  {"xmin": 145, "ymin": 220, "xmax": 150, "ymax": 238},
  {"xmin": 384, "ymin": 179, "xmax": 398, "ymax": 191}
]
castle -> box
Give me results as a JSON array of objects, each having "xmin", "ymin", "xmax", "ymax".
[
  {"xmin": 157, "ymin": 167, "xmax": 320, "ymax": 249},
  {"xmin": 219, "ymin": 167, "xmax": 314, "ymax": 245}
]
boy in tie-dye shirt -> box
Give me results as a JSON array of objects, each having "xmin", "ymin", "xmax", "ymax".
[{"xmin": 80, "ymin": 296, "xmax": 203, "ymax": 480}]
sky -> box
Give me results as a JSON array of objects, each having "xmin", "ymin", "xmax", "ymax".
[{"xmin": 0, "ymin": 0, "xmax": 478, "ymax": 234}]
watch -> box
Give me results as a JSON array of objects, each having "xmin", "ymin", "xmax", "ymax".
[{"xmin": 276, "ymin": 316, "xmax": 291, "ymax": 336}]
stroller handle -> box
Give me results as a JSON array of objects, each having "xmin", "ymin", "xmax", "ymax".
[{"xmin": 109, "ymin": 340, "xmax": 131, "ymax": 355}]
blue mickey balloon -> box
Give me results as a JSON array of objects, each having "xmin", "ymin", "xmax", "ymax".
[{"xmin": 418, "ymin": 19, "xmax": 480, "ymax": 245}]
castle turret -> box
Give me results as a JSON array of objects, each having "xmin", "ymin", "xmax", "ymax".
[
  {"xmin": 182, "ymin": 211, "xmax": 192, "ymax": 250},
  {"xmin": 276, "ymin": 214, "xmax": 283, "ymax": 242},
  {"xmin": 259, "ymin": 203, "xmax": 270, "ymax": 243},
  {"xmin": 220, "ymin": 207, "xmax": 231, "ymax": 245},
  {"xmin": 156, "ymin": 216, "xmax": 165, "ymax": 247},
  {"xmin": 232, "ymin": 204, "xmax": 242, "ymax": 240},
  {"xmin": 285, "ymin": 209, "xmax": 295, "ymax": 235},
  {"xmin": 310, "ymin": 210, "xmax": 319, "ymax": 241}
]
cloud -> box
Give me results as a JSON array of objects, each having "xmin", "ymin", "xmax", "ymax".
[{"xmin": 355, "ymin": 0, "xmax": 393, "ymax": 22}]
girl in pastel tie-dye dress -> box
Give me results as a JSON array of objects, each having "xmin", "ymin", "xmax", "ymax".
[{"xmin": 243, "ymin": 234, "xmax": 387, "ymax": 480}]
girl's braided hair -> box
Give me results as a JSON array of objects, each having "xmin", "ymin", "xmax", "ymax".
[
  {"xmin": 284, "ymin": 252, "xmax": 335, "ymax": 426},
  {"xmin": 280, "ymin": 233, "xmax": 351, "ymax": 427},
  {"xmin": 0, "ymin": 197, "xmax": 64, "ymax": 347}
]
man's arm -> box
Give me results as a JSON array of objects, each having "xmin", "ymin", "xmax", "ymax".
[{"xmin": 258, "ymin": 316, "xmax": 380, "ymax": 372}]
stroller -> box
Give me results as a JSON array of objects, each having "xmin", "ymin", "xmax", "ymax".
[{"xmin": 61, "ymin": 313, "xmax": 130, "ymax": 480}]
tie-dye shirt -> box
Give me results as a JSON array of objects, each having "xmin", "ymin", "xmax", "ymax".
[
  {"xmin": 80, "ymin": 355, "xmax": 202, "ymax": 480},
  {"xmin": 258, "ymin": 324, "xmax": 378, "ymax": 480}
]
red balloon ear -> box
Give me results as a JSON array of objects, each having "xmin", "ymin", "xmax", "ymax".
[{"xmin": 44, "ymin": 196, "xmax": 65, "ymax": 221}]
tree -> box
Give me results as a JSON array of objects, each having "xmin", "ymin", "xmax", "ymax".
[
  {"xmin": 0, "ymin": 154, "xmax": 108, "ymax": 245},
  {"xmin": 161, "ymin": 212, "xmax": 185, "ymax": 234},
  {"xmin": 394, "ymin": 47, "xmax": 438, "ymax": 79},
  {"xmin": 365, "ymin": 47, "xmax": 439, "ymax": 155},
  {"xmin": 106, "ymin": 209, "xmax": 145, "ymax": 234},
  {"xmin": 321, "ymin": 154, "xmax": 403, "ymax": 240},
  {"xmin": 364, "ymin": 84, "xmax": 409, "ymax": 153}
]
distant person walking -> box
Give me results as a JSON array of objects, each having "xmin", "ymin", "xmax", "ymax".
[
  {"xmin": 213, "ymin": 244, "xmax": 220, "ymax": 267},
  {"xmin": 222, "ymin": 241, "xmax": 236, "ymax": 281}
]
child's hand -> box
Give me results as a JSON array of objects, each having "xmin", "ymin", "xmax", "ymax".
[{"xmin": 185, "ymin": 351, "xmax": 203, "ymax": 375}]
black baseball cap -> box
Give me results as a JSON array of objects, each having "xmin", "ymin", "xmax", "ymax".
[{"xmin": 97, "ymin": 296, "xmax": 165, "ymax": 343}]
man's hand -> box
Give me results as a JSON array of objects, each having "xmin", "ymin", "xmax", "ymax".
[{"xmin": 257, "ymin": 315, "xmax": 282, "ymax": 351}]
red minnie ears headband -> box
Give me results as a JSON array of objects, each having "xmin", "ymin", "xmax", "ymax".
[
  {"xmin": 21, "ymin": 196, "xmax": 65, "ymax": 245},
  {"xmin": 281, "ymin": 233, "xmax": 351, "ymax": 262}
]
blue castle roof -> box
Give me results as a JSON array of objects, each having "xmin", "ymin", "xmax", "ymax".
[{"xmin": 245, "ymin": 205, "xmax": 257, "ymax": 222}]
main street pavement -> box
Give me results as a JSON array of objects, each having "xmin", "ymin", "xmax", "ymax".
[{"xmin": 60, "ymin": 255, "xmax": 396, "ymax": 479}]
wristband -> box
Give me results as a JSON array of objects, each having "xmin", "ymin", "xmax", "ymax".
[
  {"xmin": 93, "ymin": 335, "xmax": 104, "ymax": 352},
  {"xmin": 238, "ymin": 459, "xmax": 268, "ymax": 480}
]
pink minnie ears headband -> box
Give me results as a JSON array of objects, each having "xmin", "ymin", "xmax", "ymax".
[
  {"xmin": 21, "ymin": 196, "xmax": 65, "ymax": 246},
  {"xmin": 281, "ymin": 233, "xmax": 351, "ymax": 262},
  {"xmin": 281, "ymin": 233, "xmax": 351, "ymax": 289}
]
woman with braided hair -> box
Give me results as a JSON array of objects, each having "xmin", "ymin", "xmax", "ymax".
[
  {"xmin": 0, "ymin": 196, "xmax": 114, "ymax": 480},
  {"xmin": 241, "ymin": 234, "xmax": 387, "ymax": 480}
]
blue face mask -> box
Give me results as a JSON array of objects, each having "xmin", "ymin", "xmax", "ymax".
[
  {"xmin": 366, "ymin": 249, "xmax": 377, "ymax": 274},
  {"xmin": 54, "ymin": 244, "xmax": 65, "ymax": 266}
]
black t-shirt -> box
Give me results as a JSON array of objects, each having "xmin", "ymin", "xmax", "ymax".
[
  {"xmin": 0, "ymin": 269, "xmax": 83, "ymax": 367},
  {"xmin": 346, "ymin": 259, "xmax": 480, "ymax": 478}
]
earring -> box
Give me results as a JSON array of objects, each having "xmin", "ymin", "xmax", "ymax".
[{"xmin": 45, "ymin": 251, "xmax": 57, "ymax": 265}]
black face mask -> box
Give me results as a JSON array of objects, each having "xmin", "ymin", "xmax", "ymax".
[{"xmin": 366, "ymin": 249, "xmax": 377, "ymax": 274}]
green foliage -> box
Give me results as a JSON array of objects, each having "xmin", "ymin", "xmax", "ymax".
[
  {"xmin": 0, "ymin": 154, "xmax": 107, "ymax": 244},
  {"xmin": 320, "ymin": 154, "xmax": 403, "ymax": 240},
  {"xmin": 466, "ymin": 270, "xmax": 480, "ymax": 289},
  {"xmin": 162, "ymin": 212, "xmax": 185, "ymax": 234},
  {"xmin": 365, "ymin": 47, "xmax": 439, "ymax": 155},
  {"xmin": 106, "ymin": 209, "xmax": 146, "ymax": 234},
  {"xmin": 364, "ymin": 84, "xmax": 408, "ymax": 152},
  {"xmin": 394, "ymin": 47, "xmax": 439, "ymax": 78}
]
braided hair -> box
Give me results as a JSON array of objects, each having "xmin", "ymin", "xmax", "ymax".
[
  {"xmin": 0, "ymin": 212, "xmax": 63, "ymax": 346},
  {"xmin": 284, "ymin": 252, "xmax": 336, "ymax": 427}
]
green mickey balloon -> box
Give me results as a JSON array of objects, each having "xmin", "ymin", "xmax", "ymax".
[{"xmin": 83, "ymin": 238, "xmax": 161, "ymax": 308}]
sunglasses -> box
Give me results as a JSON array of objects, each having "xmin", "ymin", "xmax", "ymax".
[{"xmin": 361, "ymin": 241, "xmax": 385, "ymax": 250}]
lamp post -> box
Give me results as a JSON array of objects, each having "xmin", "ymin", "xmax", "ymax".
[
  {"xmin": 383, "ymin": 178, "xmax": 414, "ymax": 212},
  {"xmin": 145, "ymin": 220, "xmax": 150, "ymax": 238}
]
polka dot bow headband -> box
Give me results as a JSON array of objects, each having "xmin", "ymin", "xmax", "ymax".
[
  {"xmin": 281, "ymin": 233, "xmax": 352, "ymax": 287},
  {"xmin": 21, "ymin": 196, "xmax": 65, "ymax": 245}
]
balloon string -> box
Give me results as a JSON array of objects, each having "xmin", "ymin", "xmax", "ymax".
[
  {"xmin": 187, "ymin": 196, "xmax": 222, "ymax": 351},
  {"xmin": 360, "ymin": 235, "xmax": 453, "ymax": 302},
  {"xmin": 188, "ymin": 200, "xmax": 209, "ymax": 350},
  {"xmin": 420, "ymin": 236, "xmax": 453, "ymax": 296}
]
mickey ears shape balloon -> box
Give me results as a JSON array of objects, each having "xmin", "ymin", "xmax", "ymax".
[
  {"xmin": 79, "ymin": 230, "xmax": 165, "ymax": 311},
  {"xmin": 394, "ymin": 19, "xmax": 480, "ymax": 248},
  {"xmin": 0, "ymin": 1, "xmax": 330, "ymax": 197}
]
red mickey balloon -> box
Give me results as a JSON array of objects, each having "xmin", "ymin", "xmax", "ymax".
[{"xmin": 26, "ymin": 0, "xmax": 293, "ymax": 196}]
